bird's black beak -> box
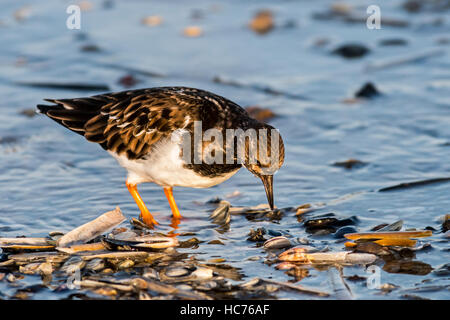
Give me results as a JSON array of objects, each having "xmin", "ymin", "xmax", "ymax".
[{"xmin": 260, "ymin": 175, "xmax": 274, "ymax": 211}]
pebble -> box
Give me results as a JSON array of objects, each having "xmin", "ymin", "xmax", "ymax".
[
  {"xmin": 332, "ymin": 44, "xmax": 370, "ymax": 59},
  {"xmin": 192, "ymin": 267, "xmax": 214, "ymax": 280},
  {"xmin": 183, "ymin": 26, "xmax": 203, "ymax": 37},
  {"xmin": 333, "ymin": 159, "xmax": 367, "ymax": 169},
  {"xmin": 249, "ymin": 10, "xmax": 274, "ymax": 35},
  {"xmin": 355, "ymin": 83, "xmax": 381, "ymax": 99},
  {"xmin": 141, "ymin": 15, "xmax": 163, "ymax": 26}
]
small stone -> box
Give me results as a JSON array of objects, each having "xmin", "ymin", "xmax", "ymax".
[
  {"xmin": 192, "ymin": 267, "xmax": 214, "ymax": 280},
  {"xmin": 141, "ymin": 15, "xmax": 163, "ymax": 26},
  {"xmin": 183, "ymin": 26, "xmax": 203, "ymax": 37},
  {"xmin": 80, "ymin": 44, "xmax": 102, "ymax": 52},
  {"xmin": 94, "ymin": 287, "xmax": 117, "ymax": 296},
  {"xmin": 333, "ymin": 159, "xmax": 367, "ymax": 169},
  {"xmin": 379, "ymin": 38, "xmax": 408, "ymax": 46},
  {"xmin": 208, "ymin": 240, "xmax": 225, "ymax": 245},
  {"xmin": 245, "ymin": 106, "xmax": 277, "ymax": 122},
  {"xmin": 332, "ymin": 44, "xmax": 370, "ymax": 59},
  {"xmin": 118, "ymin": 74, "xmax": 140, "ymax": 88},
  {"xmin": 355, "ymin": 82, "xmax": 381, "ymax": 99}
]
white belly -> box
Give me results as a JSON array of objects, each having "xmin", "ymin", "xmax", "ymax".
[{"xmin": 109, "ymin": 138, "xmax": 239, "ymax": 188}]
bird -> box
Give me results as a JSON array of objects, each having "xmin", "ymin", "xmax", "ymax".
[{"xmin": 37, "ymin": 86, "xmax": 285, "ymax": 227}]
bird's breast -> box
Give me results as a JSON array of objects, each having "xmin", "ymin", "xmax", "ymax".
[{"xmin": 109, "ymin": 138, "xmax": 240, "ymax": 188}]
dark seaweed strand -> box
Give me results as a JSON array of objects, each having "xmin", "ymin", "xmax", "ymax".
[{"xmin": 379, "ymin": 177, "xmax": 450, "ymax": 192}]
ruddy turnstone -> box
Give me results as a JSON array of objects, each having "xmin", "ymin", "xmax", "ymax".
[{"xmin": 38, "ymin": 87, "xmax": 285, "ymax": 227}]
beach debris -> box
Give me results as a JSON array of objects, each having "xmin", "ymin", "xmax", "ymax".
[
  {"xmin": 378, "ymin": 38, "xmax": 408, "ymax": 46},
  {"xmin": 332, "ymin": 43, "xmax": 370, "ymax": 59},
  {"xmin": 19, "ymin": 108, "xmax": 37, "ymax": 118},
  {"xmin": 334, "ymin": 226, "xmax": 358, "ymax": 239},
  {"xmin": 249, "ymin": 10, "xmax": 274, "ymax": 35},
  {"xmin": 57, "ymin": 207, "xmax": 125, "ymax": 248},
  {"xmin": 0, "ymin": 238, "xmax": 55, "ymax": 253},
  {"xmin": 376, "ymin": 220, "xmax": 404, "ymax": 232},
  {"xmin": 80, "ymin": 44, "xmax": 102, "ymax": 52},
  {"xmin": 118, "ymin": 74, "xmax": 141, "ymax": 87},
  {"xmin": 17, "ymin": 81, "xmax": 109, "ymax": 91},
  {"xmin": 355, "ymin": 82, "xmax": 381, "ymax": 99},
  {"xmin": 245, "ymin": 106, "xmax": 277, "ymax": 122},
  {"xmin": 209, "ymin": 201, "xmax": 231, "ymax": 225},
  {"xmin": 344, "ymin": 230, "xmax": 432, "ymax": 248},
  {"xmin": 247, "ymin": 228, "xmax": 267, "ymax": 242},
  {"xmin": 103, "ymin": 235, "xmax": 179, "ymax": 251},
  {"xmin": 304, "ymin": 213, "xmax": 358, "ymax": 235},
  {"xmin": 260, "ymin": 278, "xmax": 330, "ymax": 297},
  {"xmin": 344, "ymin": 230, "xmax": 432, "ymax": 241},
  {"xmin": 333, "ymin": 158, "xmax": 367, "ymax": 169},
  {"xmin": 279, "ymin": 247, "xmax": 377, "ymax": 265},
  {"xmin": 141, "ymin": 15, "xmax": 163, "ymax": 26},
  {"xmin": 263, "ymin": 236, "xmax": 291, "ymax": 250},
  {"xmin": 383, "ymin": 260, "xmax": 433, "ymax": 276},
  {"xmin": 183, "ymin": 26, "xmax": 203, "ymax": 37},
  {"xmin": 366, "ymin": 49, "xmax": 445, "ymax": 72}
]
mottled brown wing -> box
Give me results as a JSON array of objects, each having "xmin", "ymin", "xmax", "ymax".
[{"xmin": 86, "ymin": 94, "xmax": 194, "ymax": 159}]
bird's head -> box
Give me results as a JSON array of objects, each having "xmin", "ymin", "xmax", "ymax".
[{"xmin": 241, "ymin": 122, "xmax": 285, "ymax": 210}]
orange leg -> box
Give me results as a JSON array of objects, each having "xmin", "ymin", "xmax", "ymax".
[
  {"xmin": 164, "ymin": 187, "xmax": 182, "ymax": 219},
  {"xmin": 126, "ymin": 180, "xmax": 158, "ymax": 227}
]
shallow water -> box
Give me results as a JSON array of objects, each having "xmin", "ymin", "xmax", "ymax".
[{"xmin": 0, "ymin": 0, "xmax": 449, "ymax": 299}]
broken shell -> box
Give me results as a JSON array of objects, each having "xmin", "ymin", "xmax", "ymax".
[
  {"xmin": 209, "ymin": 201, "xmax": 231, "ymax": 225},
  {"xmin": 278, "ymin": 248, "xmax": 309, "ymax": 262},
  {"xmin": 118, "ymin": 259, "xmax": 134, "ymax": 270},
  {"xmin": 191, "ymin": 267, "xmax": 214, "ymax": 280},
  {"xmin": 19, "ymin": 263, "xmax": 41, "ymax": 275},
  {"xmin": 56, "ymin": 242, "xmax": 106, "ymax": 254},
  {"xmin": 85, "ymin": 258, "xmax": 105, "ymax": 272},
  {"xmin": 103, "ymin": 235, "xmax": 179, "ymax": 251},
  {"xmin": 263, "ymin": 236, "xmax": 291, "ymax": 249},
  {"xmin": 57, "ymin": 207, "xmax": 125, "ymax": 248},
  {"xmin": 141, "ymin": 15, "xmax": 163, "ymax": 26},
  {"xmin": 61, "ymin": 256, "xmax": 86, "ymax": 274},
  {"xmin": 38, "ymin": 262, "xmax": 53, "ymax": 276},
  {"xmin": 377, "ymin": 220, "xmax": 404, "ymax": 232},
  {"xmin": 165, "ymin": 267, "xmax": 190, "ymax": 278}
]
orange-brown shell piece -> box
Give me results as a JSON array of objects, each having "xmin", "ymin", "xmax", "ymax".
[{"xmin": 344, "ymin": 230, "xmax": 432, "ymax": 240}]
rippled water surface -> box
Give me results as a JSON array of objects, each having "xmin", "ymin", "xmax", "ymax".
[{"xmin": 0, "ymin": 0, "xmax": 449, "ymax": 299}]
